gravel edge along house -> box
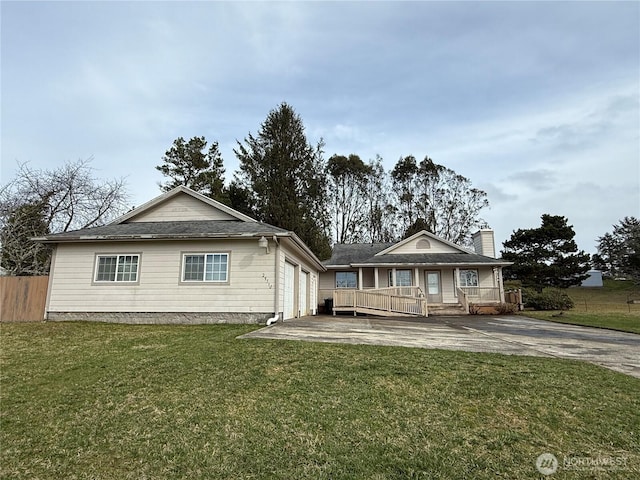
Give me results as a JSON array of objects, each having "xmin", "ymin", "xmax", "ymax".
[{"xmin": 36, "ymin": 186, "xmax": 510, "ymax": 323}]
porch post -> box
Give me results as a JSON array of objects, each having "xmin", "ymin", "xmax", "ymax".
[
  {"xmin": 391, "ymin": 268, "xmax": 397, "ymax": 287},
  {"xmin": 497, "ymin": 267, "xmax": 505, "ymax": 302},
  {"xmin": 414, "ymin": 268, "xmax": 419, "ymax": 289},
  {"xmin": 454, "ymin": 267, "xmax": 460, "ymax": 296},
  {"xmin": 358, "ymin": 268, "xmax": 363, "ymax": 291},
  {"xmin": 374, "ymin": 267, "xmax": 379, "ymax": 289}
]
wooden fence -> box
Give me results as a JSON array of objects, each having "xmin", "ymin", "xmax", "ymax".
[{"xmin": 0, "ymin": 276, "xmax": 49, "ymax": 322}]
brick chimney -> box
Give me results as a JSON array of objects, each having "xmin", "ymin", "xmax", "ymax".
[{"xmin": 472, "ymin": 229, "xmax": 495, "ymax": 258}]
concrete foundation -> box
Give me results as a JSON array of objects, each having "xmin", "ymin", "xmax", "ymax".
[{"xmin": 46, "ymin": 311, "xmax": 271, "ymax": 324}]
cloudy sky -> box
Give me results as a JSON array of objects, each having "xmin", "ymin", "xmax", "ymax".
[{"xmin": 2, "ymin": 1, "xmax": 638, "ymax": 254}]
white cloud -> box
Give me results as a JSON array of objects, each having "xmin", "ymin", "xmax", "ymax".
[{"xmin": 1, "ymin": 1, "xmax": 638, "ymax": 254}]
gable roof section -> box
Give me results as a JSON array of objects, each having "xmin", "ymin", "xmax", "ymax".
[
  {"xmin": 33, "ymin": 186, "xmax": 326, "ymax": 271},
  {"xmin": 325, "ymin": 231, "xmax": 511, "ymax": 268},
  {"xmin": 375, "ymin": 230, "xmax": 471, "ymax": 256},
  {"xmin": 113, "ymin": 186, "xmax": 257, "ymax": 224}
]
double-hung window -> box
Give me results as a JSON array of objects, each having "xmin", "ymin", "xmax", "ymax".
[
  {"xmin": 95, "ymin": 254, "xmax": 139, "ymax": 282},
  {"xmin": 335, "ymin": 271, "xmax": 357, "ymax": 289},
  {"xmin": 182, "ymin": 253, "xmax": 229, "ymax": 282},
  {"xmin": 389, "ymin": 269, "xmax": 412, "ymax": 287},
  {"xmin": 459, "ymin": 269, "xmax": 479, "ymax": 287}
]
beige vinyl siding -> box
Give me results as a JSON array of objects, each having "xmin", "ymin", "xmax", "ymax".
[
  {"xmin": 319, "ymin": 271, "xmax": 338, "ymax": 290},
  {"xmin": 129, "ymin": 193, "xmax": 237, "ymax": 222},
  {"xmin": 473, "ymin": 231, "xmax": 496, "ymax": 258},
  {"xmin": 478, "ymin": 267, "xmax": 496, "ymax": 288},
  {"xmin": 361, "ymin": 268, "xmax": 375, "ymax": 288},
  {"xmin": 318, "ymin": 271, "xmax": 337, "ymax": 304},
  {"xmin": 389, "ymin": 238, "xmax": 461, "ymax": 254},
  {"xmin": 47, "ymin": 240, "xmax": 276, "ymax": 313},
  {"xmin": 441, "ymin": 270, "xmax": 457, "ymax": 303}
]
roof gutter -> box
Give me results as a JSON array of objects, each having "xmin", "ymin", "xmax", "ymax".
[
  {"xmin": 32, "ymin": 232, "xmax": 290, "ymax": 244},
  {"xmin": 349, "ymin": 261, "xmax": 512, "ymax": 268}
]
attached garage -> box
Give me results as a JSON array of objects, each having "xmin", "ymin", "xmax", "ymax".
[{"xmin": 283, "ymin": 261, "xmax": 296, "ymax": 320}]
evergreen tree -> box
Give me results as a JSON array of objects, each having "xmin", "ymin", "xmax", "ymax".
[
  {"xmin": 593, "ymin": 216, "xmax": 640, "ymax": 282},
  {"xmin": 403, "ymin": 218, "xmax": 430, "ymax": 239},
  {"xmin": 234, "ymin": 102, "xmax": 331, "ymax": 259},
  {"xmin": 156, "ymin": 136, "xmax": 228, "ymax": 204},
  {"xmin": 0, "ymin": 200, "xmax": 52, "ymax": 275},
  {"xmin": 502, "ymin": 214, "xmax": 590, "ymax": 291}
]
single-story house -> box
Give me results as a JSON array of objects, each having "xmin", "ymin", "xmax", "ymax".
[
  {"xmin": 35, "ymin": 186, "xmax": 325, "ymax": 323},
  {"xmin": 320, "ymin": 230, "xmax": 512, "ymax": 316},
  {"xmin": 35, "ymin": 186, "xmax": 512, "ymax": 323}
]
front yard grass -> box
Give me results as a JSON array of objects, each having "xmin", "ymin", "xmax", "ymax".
[
  {"xmin": 1, "ymin": 322, "xmax": 639, "ymax": 479},
  {"xmin": 522, "ymin": 280, "xmax": 640, "ymax": 334},
  {"xmin": 523, "ymin": 311, "xmax": 640, "ymax": 334}
]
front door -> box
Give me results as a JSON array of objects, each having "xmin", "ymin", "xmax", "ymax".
[{"xmin": 426, "ymin": 271, "xmax": 442, "ymax": 303}]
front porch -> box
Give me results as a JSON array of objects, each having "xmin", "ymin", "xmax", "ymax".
[{"xmin": 321, "ymin": 265, "xmax": 506, "ymax": 317}]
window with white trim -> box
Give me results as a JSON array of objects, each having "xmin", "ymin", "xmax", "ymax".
[
  {"xmin": 182, "ymin": 253, "xmax": 228, "ymax": 282},
  {"xmin": 389, "ymin": 269, "xmax": 412, "ymax": 287},
  {"xmin": 459, "ymin": 269, "xmax": 479, "ymax": 287},
  {"xmin": 336, "ymin": 271, "xmax": 357, "ymax": 289},
  {"xmin": 95, "ymin": 254, "xmax": 139, "ymax": 282}
]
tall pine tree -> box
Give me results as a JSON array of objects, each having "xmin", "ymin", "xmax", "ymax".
[
  {"xmin": 501, "ymin": 214, "xmax": 590, "ymax": 291},
  {"xmin": 234, "ymin": 103, "xmax": 331, "ymax": 259},
  {"xmin": 156, "ymin": 136, "xmax": 228, "ymax": 204},
  {"xmin": 593, "ymin": 216, "xmax": 640, "ymax": 281}
]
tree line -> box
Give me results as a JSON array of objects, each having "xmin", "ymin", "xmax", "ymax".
[
  {"xmin": 1, "ymin": 102, "xmax": 638, "ymax": 288},
  {"xmin": 155, "ymin": 102, "xmax": 490, "ymax": 258}
]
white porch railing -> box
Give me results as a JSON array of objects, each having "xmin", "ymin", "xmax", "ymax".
[
  {"xmin": 459, "ymin": 287, "xmax": 501, "ymax": 303},
  {"xmin": 456, "ymin": 287, "xmax": 470, "ymax": 314},
  {"xmin": 333, "ymin": 287, "xmax": 427, "ymax": 317}
]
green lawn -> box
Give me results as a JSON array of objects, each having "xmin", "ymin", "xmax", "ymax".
[
  {"xmin": 2, "ymin": 322, "xmax": 639, "ymax": 479},
  {"xmin": 524, "ymin": 311, "xmax": 640, "ymax": 335},
  {"xmin": 522, "ymin": 280, "xmax": 640, "ymax": 334}
]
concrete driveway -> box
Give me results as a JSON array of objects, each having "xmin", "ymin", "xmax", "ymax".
[{"xmin": 239, "ymin": 315, "xmax": 640, "ymax": 378}]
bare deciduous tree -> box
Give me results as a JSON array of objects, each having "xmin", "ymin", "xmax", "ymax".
[
  {"xmin": 0, "ymin": 158, "xmax": 129, "ymax": 275},
  {"xmin": 390, "ymin": 156, "xmax": 489, "ymax": 246}
]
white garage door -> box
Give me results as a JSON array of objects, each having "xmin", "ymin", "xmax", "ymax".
[
  {"xmin": 284, "ymin": 261, "xmax": 296, "ymax": 319},
  {"xmin": 310, "ymin": 275, "xmax": 317, "ymax": 315},
  {"xmin": 299, "ymin": 271, "xmax": 308, "ymax": 317}
]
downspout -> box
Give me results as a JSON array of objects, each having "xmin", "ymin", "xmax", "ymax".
[{"xmin": 269, "ymin": 235, "xmax": 280, "ymax": 325}]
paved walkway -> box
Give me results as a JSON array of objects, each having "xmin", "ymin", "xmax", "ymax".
[{"xmin": 239, "ymin": 315, "xmax": 640, "ymax": 378}]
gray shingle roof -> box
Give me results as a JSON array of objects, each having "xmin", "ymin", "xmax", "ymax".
[
  {"xmin": 324, "ymin": 243, "xmax": 509, "ymax": 267},
  {"xmin": 323, "ymin": 243, "xmax": 394, "ymax": 265},
  {"xmin": 38, "ymin": 220, "xmax": 289, "ymax": 242}
]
